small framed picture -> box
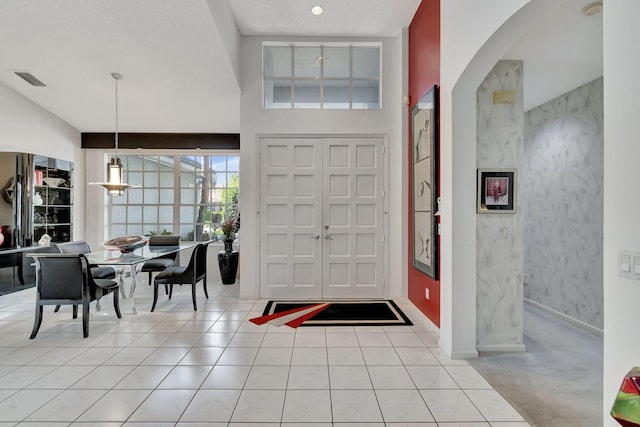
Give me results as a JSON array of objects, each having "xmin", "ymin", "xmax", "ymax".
[{"xmin": 477, "ymin": 168, "xmax": 517, "ymax": 213}]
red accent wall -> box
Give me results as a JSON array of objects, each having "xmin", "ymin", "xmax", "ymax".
[{"xmin": 408, "ymin": 0, "xmax": 441, "ymax": 327}]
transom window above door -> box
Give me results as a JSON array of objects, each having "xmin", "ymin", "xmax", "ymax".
[{"xmin": 263, "ymin": 43, "xmax": 381, "ymax": 110}]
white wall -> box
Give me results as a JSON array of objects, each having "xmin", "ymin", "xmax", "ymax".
[
  {"xmin": 603, "ymin": 1, "xmax": 640, "ymax": 425},
  {"xmin": 476, "ymin": 60, "xmax": 525, "ymax": 351},
  {"xmin": 239, "ymin": 35, "xmax": 405, "ymax": 300},
  {"xmin": 0, "ymin": 82, "xmax": 85, "ymax": 242},
  {"xmin": 439, "ymin": 0, "xmax": 574, "ymax": 358},
  {"xmin": 524, "ymin": 77, "xmax": 603, "ymax": 331}
]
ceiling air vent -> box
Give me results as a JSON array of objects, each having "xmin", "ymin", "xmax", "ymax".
[{"xmin": 14, "ymin": 71, "xmax": 46, "ymax": 87}]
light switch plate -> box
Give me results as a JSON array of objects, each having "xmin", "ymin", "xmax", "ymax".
[{"xmin": 619, "ymin": 250, "xmax": 640, "ymax": 280}]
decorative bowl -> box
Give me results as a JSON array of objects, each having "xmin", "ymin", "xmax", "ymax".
[
  {"xmin": 102, "ymin": 235, "xmax": 148, "ymax": 253},
  {"xmin": 42, "ymin": 177, "xmax": 65, "ymax": 187}
]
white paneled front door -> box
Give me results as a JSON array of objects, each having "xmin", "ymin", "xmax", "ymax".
[{"xmin": 260, "ymin": 136, "xmax": 385, "ymax": 299}]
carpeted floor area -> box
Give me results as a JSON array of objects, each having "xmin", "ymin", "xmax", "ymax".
[{"xmin": 469, "ymin": 302, "xmax": 603, "ymax": 427}]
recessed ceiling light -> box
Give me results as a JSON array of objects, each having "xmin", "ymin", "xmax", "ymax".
[
  {"xmin": 582, "ymin": 1, "xmax": 603, "ymax": 16},
  {"xmin": 311, "ymin": 5, "xmax": 324, "ymax": 15}
]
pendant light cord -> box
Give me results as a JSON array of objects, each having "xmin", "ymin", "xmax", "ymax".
[{"xmin": 111, "ymin": 72, "xmax": 122, "ymax": 158}]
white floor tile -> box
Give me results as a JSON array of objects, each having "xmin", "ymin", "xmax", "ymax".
[
  {"xmin": 331, "ymin": 389, "xmax": 383, "ymax": 422},
  {"xmin": 26, "ymin": 365, "xmax": 94, "ymax": 389},
  {"xmin": 327, "ymin": 347, "xmax": 365, "ymax": 365},
  {"xmin": 288, "ymin": 365, "xmax": 329, "ymax": 389},
  {"xmin": 0, "ymin": 283, "xmax": 527, "ymax": 426},
  {"xmin": 228, "ymin": 333, "xmax": 264, "ymax": 347},
  {"xmin": 201, "ymin": 365, "xmax": 251, "ymax": 389},
  {"xmin": 0, "ymin": 389, "xmax": 62, "ymax": 422},
  {"xmin": 0, "ymin": 346, "xmax": 54, "ymax": 365},
  {"xmin": 368, "ymin": 365, "xmax": 415, "ymax": 389},
  {"xmin": 179, "ymin": 389, "xmax": 241, "ymax": 422},
  {"xmin": 194, "ymin": 332, "xmax": 233, "ymax": 347},
  {"xmin": 67, "ymin": 347, "xmax": 121, "ymax": 365},
  {"xmin": 178, "ymin": 346, "xmax": 224, "ymax": 365},
  {"xmin": 244, "ymin": 365, "xmax": 289, "ymax": 389},
  {"xmin": 25, "ymin": 389, "xmax": 105, "ymax": 422},
  {"xmin": 208, "ymin": 321, "xmax": 242, "ymax": 333},
  {"xmin": 157, "ymin": 365, "xmax": 212, "ymax": 389},
  {"xmin": 282, "ymin": 389, "xmax": 332, "ymax": 422},
  {"xmin": 0, "ymin": 365, "xmax": 55, "ymax": 389},
  {"xmin": 466, "ymin": 389, "xmax": 525, "ymax": 421},
  {"xmin": 217, "ymin": 347, "xmax": 258, "ymax": 365},
  {"xmin": 291, "ymin": 347, "xmax": 328, "ymax": 366},
  {"xmin": 162, "ymin": 332, "xmax": 205, "ymax": 347},
  {"xmin": 261, "ymin": 333, "xmax": 295, "ymax": 348},
  {"xmin": 419, "ymin": 389, "xmax": 485, "ymax": 422},
  {"xmin": 27, "ymin": 346, "xmax": 88, "ymax": 366},
  {"xmin": 387, "ymin": 332, "xmax": 426, "ymax": 347},
  {"xmin": 129, "ymin": 333, "xmax": 172, "ymax": 347},
  {"xmin": 445, "ymin": 365, "xmax": 493, "ymax": 389},
  {"xmin": 395, "ymin": 346, "xmax": 440, "ymax": 365},
  {"xmin": 294, "ymin": 333, "xmax": 327, "ymax": 347},
  {"xmin": 329, "ymin": 365, "xmax": 373, "ymax": 389},
  {"xmin": 326, "ymin": 332, "xmax": 359, "ymax": 347},
  {"xmin": 231, "ymin": 389, "xmax": 285, "ymax": 422},
  {"xmin": 128, "ymin": 389, "xmax": 196, "ymax": 422},
  {"xmin": 375, "ymin": 389, "xmax": 435, "ymax": 422},
  {"xmin": 357, "ymin": 332, "xmax": 392, "ymax": 347},
  {"xmin": 143, "ymin": 347, "xmax": 190, "ymax": 365},
  {"xmin": 361, "ymin": 347, "xmax": 403, "ymax": 365},
  {"xmin": 253, "ymin": 347, "xmax": 293, "ymax": 365},
  {"xmin": 76, "ymin": 389, "xmax": 152, "ymax": 422},
  {"xmin": 406, "ymin": 365, "xmax": 460, "ymax": 389},
  {"xmin": 112, "ymin": 365, "xmax": 172, "ymax": 389},
  {"xmin": 104, "ymin": 347, "xmax": 156, "ymax": 365}
]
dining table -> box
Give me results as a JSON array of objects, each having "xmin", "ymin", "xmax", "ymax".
[{"xmin": 86, "ymin": 244, "xmax": 193, "ymax": 314}]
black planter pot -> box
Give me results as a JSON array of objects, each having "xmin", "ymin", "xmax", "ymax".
[{"xmin": 218, "ymin": 250, "xmax": 239, "ymax": 284}]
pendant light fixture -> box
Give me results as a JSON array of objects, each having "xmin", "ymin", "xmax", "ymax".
[{"xmin": 89, "ymin": 72, "xmax": 135, "ymax": 196}]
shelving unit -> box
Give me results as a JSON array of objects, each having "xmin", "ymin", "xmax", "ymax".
[{"xmin": 33, "ymin": 156, "xmax": 73, "ymax": 244}]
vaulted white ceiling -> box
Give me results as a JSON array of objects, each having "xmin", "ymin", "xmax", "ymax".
[{"xmin": 0, "ymin": 0, "xmax": 602, "ymax": 133}]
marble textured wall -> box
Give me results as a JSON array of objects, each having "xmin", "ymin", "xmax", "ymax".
[
  {"xmin": 523, "ymin": 78, "xmax": 603, "ymax": 330},
  {"xmin": 476, "ymin": 60, "xmax": 524, "ymax": 349}
]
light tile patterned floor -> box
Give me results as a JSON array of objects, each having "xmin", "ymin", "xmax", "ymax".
[{"xmin": 0, "ymin": 274, "xmax": 530, "ymax": 426}]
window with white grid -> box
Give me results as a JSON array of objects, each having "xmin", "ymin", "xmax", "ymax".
[
  {"xmin": 264, "ymin": 43, "xmax": 381, "ymax": 109},
  {"xmin": 110, "ymin": 153, "xmax": 239, "ymax": 242}
]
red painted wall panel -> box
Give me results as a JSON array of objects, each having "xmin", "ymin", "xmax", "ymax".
[{"xmin": 408, "ymin": 0, "xmax": 441, "ymax": 327}]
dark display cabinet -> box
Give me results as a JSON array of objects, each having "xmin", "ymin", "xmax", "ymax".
[{"xmin": 32, "ymin": 155, "xmax": 73, "ymax": 244}]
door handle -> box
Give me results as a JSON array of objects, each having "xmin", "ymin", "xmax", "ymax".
[
  {"xmin": 324, "ymin": 234, "xmax": 333, "ymax": 240},
  {"xmin": 310, "ymin": 235, "xmax": 320, "ymax": 240}
]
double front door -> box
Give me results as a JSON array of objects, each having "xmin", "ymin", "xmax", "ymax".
[{"xmin": 260, "ymin": 136, "xmax": 386, "ymax": 299}]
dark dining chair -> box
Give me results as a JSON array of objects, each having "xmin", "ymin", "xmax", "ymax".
[
  {"xmin": 151, "ymin": 243, "xmax": 209, "ymax": 312},
  {"xmin": 54, "ymin": 240, "xmax": 116, "ymax": 280},
  {"xmin": 141, "ymin": 235, "xmax": 180, "ymax": 293},
  {"xmin": 30, "ymin": 253, "xmax": 121, "ymax": 339}
]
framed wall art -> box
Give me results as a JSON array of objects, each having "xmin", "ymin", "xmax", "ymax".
[
  {"xmin": 477, "ymin": 168, "xmax": 517, "ymax": 213},
  {"xmin": 411, "ymin": 85, "xmax": 438, "ymax": 279}
]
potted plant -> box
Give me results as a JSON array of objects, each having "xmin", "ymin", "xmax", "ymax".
[
  {"xmin": 220, "ymin": 216, "xmax": 237, "ymax": 253},
  {"xmin": 217, "ymin": 212, "xmax": 239, "ymax": 285}
]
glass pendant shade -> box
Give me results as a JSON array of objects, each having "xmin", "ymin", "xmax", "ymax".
[{"xmin": 106, "ymin": 157, "xmax": 125, "ymax": 196}]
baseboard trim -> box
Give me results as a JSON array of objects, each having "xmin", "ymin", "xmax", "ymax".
[
  {"xmin": 403, "ymin": 298, "xmax": 440, "ymax": 332},
  {"xmin": 476, "ymin": 343, "xmax": 526, "ymax": 353},
  {"xmin": 449, "ymin": 349, "xmax": 479, "ymax": 359},
  {"xmin": 524, "ymin": 298, "xmax": 603, "ymax": 337}
]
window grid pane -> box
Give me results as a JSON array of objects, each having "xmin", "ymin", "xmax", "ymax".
[
  {"xmin": 110, "ymin": 154, "xmax": 239, "ymax": 242},
  {"xmin": 264, "ymin": 44, "xmax": 381, "ymax": 109}
]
